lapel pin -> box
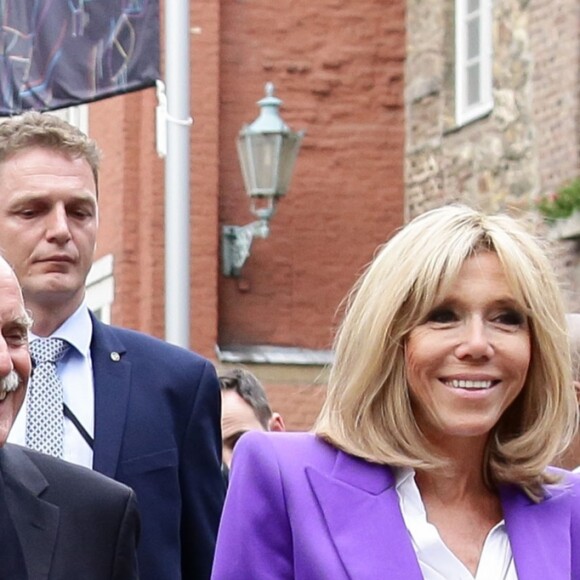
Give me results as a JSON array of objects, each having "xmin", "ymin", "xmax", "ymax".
[{"xmin": 110, "ymin": 352, "xmax": 121, "ymax": 362}]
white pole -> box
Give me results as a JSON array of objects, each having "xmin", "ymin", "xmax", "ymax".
[{"xmin": 164, "ymin": 0, "xmax": 191, "ymax": 347}]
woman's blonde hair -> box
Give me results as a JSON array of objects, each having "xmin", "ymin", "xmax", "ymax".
[{"xmin": 315, "ymin": 204, "xmax": 578, "ymax": 501}]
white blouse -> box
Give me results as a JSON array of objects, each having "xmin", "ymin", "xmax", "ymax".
[{"xmin": 395, "ymin": 468, "xmax": 518, "ymax": 580}]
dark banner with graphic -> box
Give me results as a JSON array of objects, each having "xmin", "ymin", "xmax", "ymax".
[{"xmin": 0, "ymin": 0, "xmax": 160, "ymax": 115}]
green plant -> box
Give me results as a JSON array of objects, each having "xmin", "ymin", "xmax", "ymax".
[{"xmin": 537, "ymin": 178, "xmax": 580, "ymax": 221}]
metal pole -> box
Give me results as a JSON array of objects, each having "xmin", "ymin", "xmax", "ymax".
[{"xmin": 164, "ymin": 0, "xmax": 191, "ymax": 347}]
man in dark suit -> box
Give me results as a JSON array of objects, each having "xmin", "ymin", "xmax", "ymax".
[
  {"xmin": 0, "ymin": 255, "xmax": 139, "ymax": 579},
  {"xmin": 0, "ymin": 111, "xmax": 224, "ymax": 580}
]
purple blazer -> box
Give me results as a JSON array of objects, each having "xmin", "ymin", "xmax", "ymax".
[{"xmin": 212, "ymin": 431, "xmax": 580, "ymax": 580}]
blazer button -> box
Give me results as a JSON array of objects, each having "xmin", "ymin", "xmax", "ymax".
[{"xmin": 110, "ymin": 352, "xmax": 121, "ymax": 362}]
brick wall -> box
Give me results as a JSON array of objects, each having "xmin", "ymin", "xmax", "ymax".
[
  {"xmin": 91, "ymin": 90, "xmax": 168, "ymax": 340},
  {"xmin": 218, "ymin": 0, "xmax": 406, "ymax": 351},
  {"xmin": 528, "ymin": 0, "xmax": 580, "ymax": 310},
  {"xmin": 87, "ymin": 0, "xmax": 406, "ymax": 430},
  {"xmin": 92, "ymin": 0, "xmax": 222, "ymax": 359},
  {"xmin": 529, "ymin": 0, "xmax": 580, "ymax": 195}
]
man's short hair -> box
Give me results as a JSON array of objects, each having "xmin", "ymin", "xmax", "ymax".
[
  {"xmin": 0, "ymin": 111, "xmax": 101, "ymax": 194},
  {"xmin": 219, "ymin": 368, "xmax": 273, "ymax": 429}
]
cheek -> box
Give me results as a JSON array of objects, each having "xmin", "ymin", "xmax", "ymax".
[
  {"xmin": 504, "ymin": 336, "xmax": 531, "ymax": 380},
  {"xmin": 14, "ymin": 353, "xmax": 31, "ymax": 385},
  {"xmin": 405, "ymin": 337, "xmax": 430, "ymax": 394},
  {"xmin": 13, "ymin": 387, "xmax": 26, "ymax": 411},
  {"xmin": 80, "ymin": 234, "xmax": 97, "ymax": 256}
]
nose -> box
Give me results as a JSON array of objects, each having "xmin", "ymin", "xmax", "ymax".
[
  {"xmin": 46, "ymin": 205, "xmax": 72, "ymax": 243},
  {"xmin": 454, "ymin": 317, "xmax": 493, "ymax": 360}
]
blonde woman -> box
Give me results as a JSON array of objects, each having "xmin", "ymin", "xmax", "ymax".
[{"xmin": 212, "ymin": 205, "xmax": 580, "ymax": 580}]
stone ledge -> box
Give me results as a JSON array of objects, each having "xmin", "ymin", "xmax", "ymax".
[
  {"xmin": 216, "ymin": 344, "xmax": 334, "ymax": 366},
  {"xmin": 548, "ymin": 212, "xmax": 580, "ymax": 240}
]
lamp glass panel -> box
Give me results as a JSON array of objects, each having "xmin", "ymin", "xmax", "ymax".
[
  {"xmin": 276, "ymin": 133, "xmax": 303, "ymax": 195},
  {"xmin": 236, "ymin": 136, "xmax": 254, "ymax": 195},
  {"xmin": 243, "ymin": 133, "xmax": 282, "ymax": 196}
]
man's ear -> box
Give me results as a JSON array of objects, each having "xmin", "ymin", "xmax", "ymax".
[{"xmin": 268, "ymin": 413, "xmax": 285, "ymax": 432}]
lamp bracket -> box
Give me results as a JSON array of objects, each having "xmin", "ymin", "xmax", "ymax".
[{"xmin": 222, "ymin": 219, "xmax": 271, "ymax": 277}]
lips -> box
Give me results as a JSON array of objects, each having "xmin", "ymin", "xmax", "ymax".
[{"xmin": 38, "ymin": 255, "xmax": 74, "ymax": 263}]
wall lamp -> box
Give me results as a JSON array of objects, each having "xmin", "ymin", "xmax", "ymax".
[{"xmin": 221, "ymin": 82, "xmax": 305, "ymax": 277}]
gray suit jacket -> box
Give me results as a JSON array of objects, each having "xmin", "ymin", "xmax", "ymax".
[{"xmin": 1, "ymin": 443, "xmax": 139, "ymax": 580}]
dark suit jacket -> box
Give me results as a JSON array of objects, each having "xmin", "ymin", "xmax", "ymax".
[
  {"xmin": 213, "ymin": 432, "xmax": 580, "ymax": 579},
  {"xmin": 89, "ymin": 315, "xmax": 225, "ymax": 580},
  {"xmin": 1, "ymin": 443, "xmax": 139, "ymax": 580}
]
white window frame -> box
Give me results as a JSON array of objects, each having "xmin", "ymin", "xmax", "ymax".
[
  {"xmin": 86, "ymin": 254, "xmax": 115, "ymax": 324},
  {"xmin": 49, "ymin": 104, "xmax": 89, "ymax": 134},
  {"xmin": 455, "ymin": 0, "xmax": 493, "ymax": 126}
]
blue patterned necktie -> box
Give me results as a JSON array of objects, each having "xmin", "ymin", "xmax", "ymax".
[{"xmin": 26, "ymin": 338, "xmax": 70, "ymax": 458}]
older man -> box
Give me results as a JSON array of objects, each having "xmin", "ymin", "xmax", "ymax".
[{"xmin": 0, "ymin": 256, "xmax": 139, "ymax": 579}]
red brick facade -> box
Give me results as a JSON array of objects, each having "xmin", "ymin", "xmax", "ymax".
[{"xmin": 89, "ymin": 0, "xmax": 406, "ymax": 429}]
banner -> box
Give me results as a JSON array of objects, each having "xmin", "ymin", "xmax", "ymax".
[{"xmin": 0, "ymin": 0, "xmax": 160, "ymax": 115}]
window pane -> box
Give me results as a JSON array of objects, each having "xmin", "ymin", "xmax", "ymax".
[
  {"xmin": 467, "ymin": 63, "xmax": 481, "ymax": 106},
  {"xmin": 468, "ymin": 0, "xmax": 479, "ymax": 14},
  {"xmin": 467, "ymin": 18, "xmax": 480, "ymax": 60}
]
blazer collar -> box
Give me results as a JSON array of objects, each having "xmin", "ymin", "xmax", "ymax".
[
  {"xmin": 0, "ymin": 445, "xmax": 59, "ymax": 580},
  {"xmin": 306, "ymin": 448, "xmax": 423, "ymax": 580},
  {"xmin": 501, "ymin": 480, "xmax": 573, "ymax": 580},
  {"xmin": 89, "ymin": 315, "xmax": 132, "ymax": 477},
  {"xmin": 308, "ymin": 445, "xmax": 575, "ymax": 580}
]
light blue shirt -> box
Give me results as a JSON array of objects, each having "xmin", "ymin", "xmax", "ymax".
[{"xmin": 9, "ymin": 302, "xmax": 95, "ymax": 468}]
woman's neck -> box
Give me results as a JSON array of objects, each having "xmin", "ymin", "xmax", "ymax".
[{"xmin": 416, "ymin": 434, "xmax": 490, "ymax": 503}]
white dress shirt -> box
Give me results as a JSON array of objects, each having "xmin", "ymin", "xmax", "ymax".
[
  {"xmin": 395, "ymin": 467, "xmax": 518, "ymax": 580},
  {"xmin": 9, "ymin": 303, "xmax": 95, "ymax": 468}
]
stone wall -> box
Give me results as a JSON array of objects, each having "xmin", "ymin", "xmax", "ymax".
[
  {"xmin": 406, "ymin": 0, "xmax": 580, "ymax": 310},
  {"xmin": 406, "ymin": 0, "xmax": 539, "ymax": 217}
]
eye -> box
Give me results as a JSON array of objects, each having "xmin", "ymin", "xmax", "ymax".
[
  {"xmin": 493, "ymin": 309, "xmax": 525, "ymax": 327},
  {"xmin": 17, "ymin": 208, "xmax": 39, "ymax": 219},
  {"xmin": 69, "ymin": 207, "xmax": 93, "ymax": 219},
  {"xmin": 4, "ymin": 332, "xmax": 26, "ymax": 346},
  {"xmin": 425, "ymin": 307, "xmax": 458, "ymax": 324},
  {"xmin": 224, "ymin": 431, "xmax": 246, "ymax": 450}
]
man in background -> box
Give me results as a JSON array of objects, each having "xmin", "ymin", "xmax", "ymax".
[
  {"xmin": 219, "ymin": 367, "xmax": 285, "ymax": 473},
  {"xmin": 562, "ymin": 313, "xmax": 580, "ymax": 471},
  {"xmin": 0, "ymin": 256, "xmax": 139, "ymax": 579},
  {"xmin": 0, "ymin": 112, "xmax": 224, "ymax": 580}
]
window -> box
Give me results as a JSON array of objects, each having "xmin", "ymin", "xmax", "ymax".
[
  {"xmin": 86, "ymin": 254, "xmax": 114, "ymax": 324},
  {"xmin": 49, "ymin": 104, "xmax": 89, "ymax": 134},
  {"xmin": 455, "ymin": 0, "xmax": 493, "ymax": 125}
]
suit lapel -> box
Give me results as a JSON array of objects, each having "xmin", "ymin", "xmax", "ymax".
[
  {"xmin": 501, "ymin": 483, "xmax": 572, "ymax": 579},
  {"xmin": 0, "ymin": 445, "xmax": 59, "ymax": 580},
  {"xmin": 90, "ymin": 316, "xmax": 132, "ymax": 478},
  {"xmin": 306, "ymin": 451, "xmax": 422, "ymax": 580}
]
